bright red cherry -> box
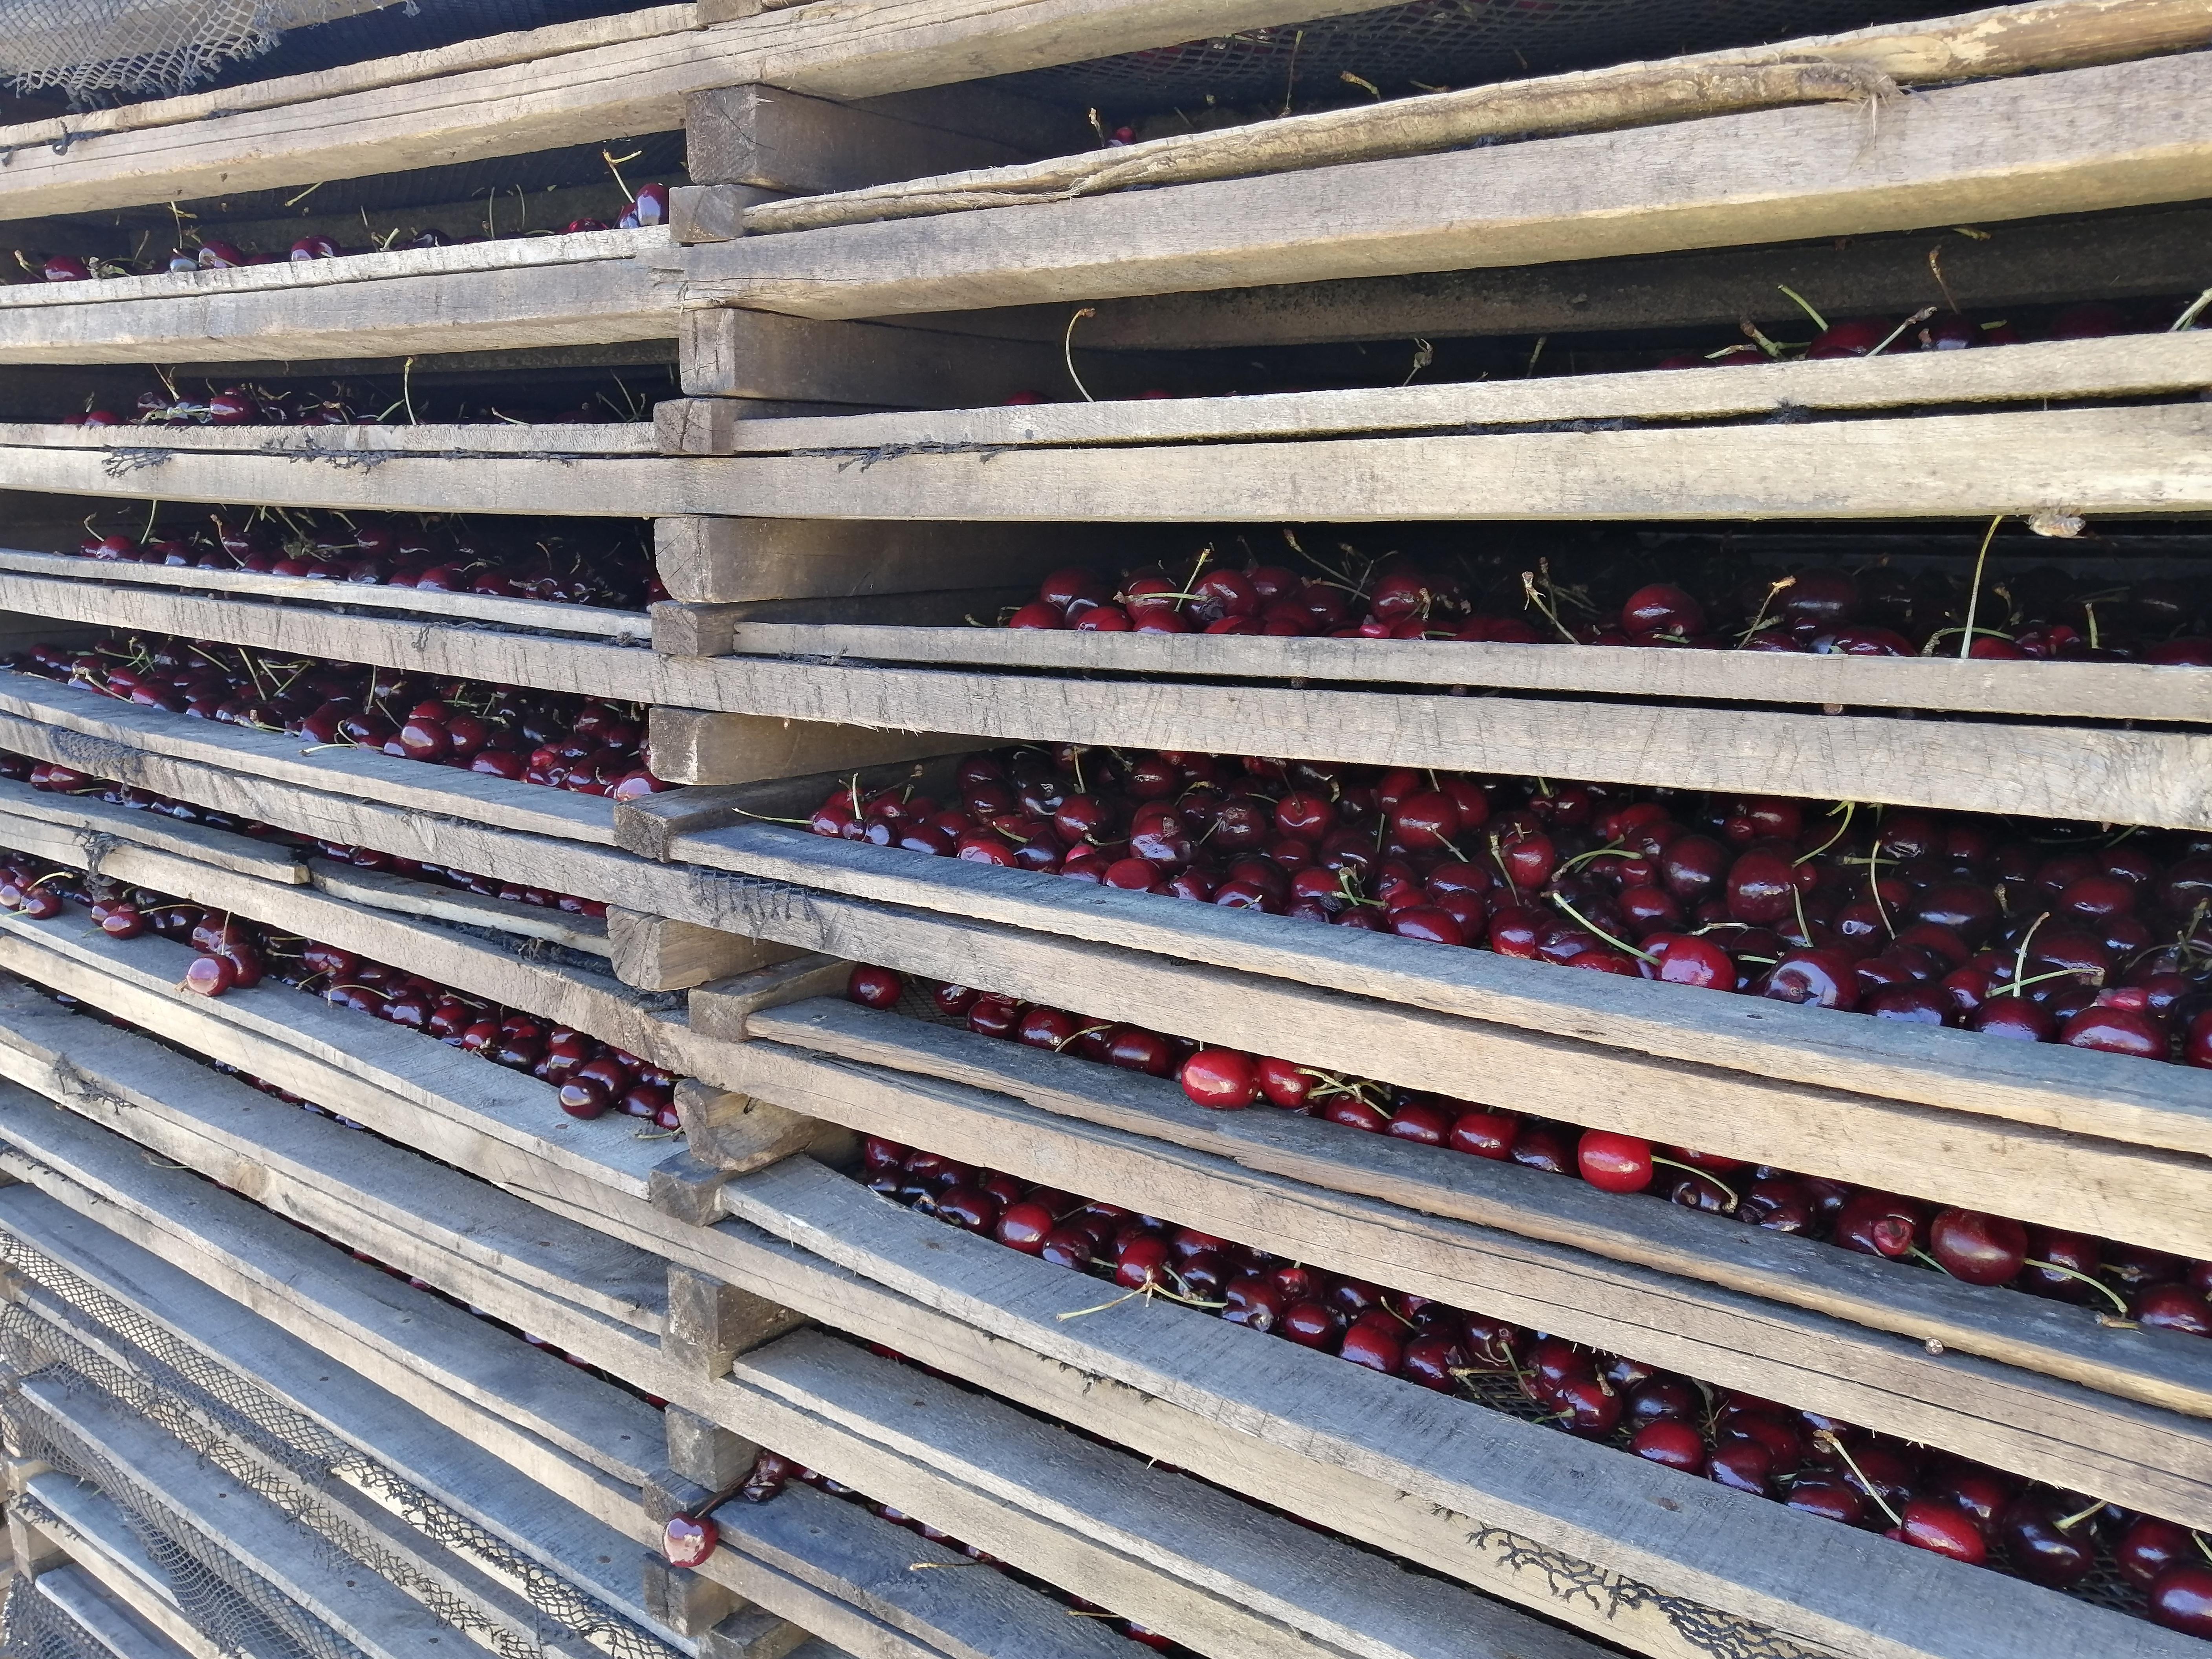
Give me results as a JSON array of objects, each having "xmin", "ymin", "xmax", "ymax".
[
  {"xmin": 663, "ymin": 1513, "xmax": 717, "ymax": 1567},
  {"xmin": 1179, "ymin": 1048, "xmax": 1259, "ymax": 1109}
]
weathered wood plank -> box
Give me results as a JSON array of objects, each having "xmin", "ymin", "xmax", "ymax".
[
  {"xmin": 751, "ymin": 997, "xmax": 2212, "ymax": 1414},
  {"xmin": 1080, "ymin": 200, "xmax": 2212, "ymax": 350},
  {"xmin": 0, "ymin": 236, "xmax": 675, "ymax": 366},
  {"xmin": 21, "ymin": 1480, "xmax": 237, "ymax": 1659},
  {"xmin": 609, "ymin": 905, "xmax": 801, "ymax": 990},
  {"xmin": 723, "ymin": 1329, "xmax": 1600, "ymax": 1659},
  {"xmin": 0, "ymin": 0, "xmax": 1377, "ymax": 221},
  {"xmin": 673, "ymin": 53, "xmax": 2212, "ymax": 318},
  {"xmin": 714, "ymin": 1157, "xmax": 2188, "ymax": 1659},
  {"xmin": 0, "ymin": 551, "xmax": 650, "ymax": 643},
  {"xmin": 654, "ymin": 516, "xmax": 1078, "ymax": 605},
  {"xmin": 306, "ymin": 862, "xmax": 613, "ymax": 957},
  {"xmin": 0, "ymin": 403, "xmax": 2204, "ymax": 520},
  {"xmin": 646, "ymin": 705, "xmax": 978, "ymax": 787},
  {"xmin": 720, "ymin": 1013, "xmax": 2212, "ymax": 1531},
  {"xmin": 686, "ymin": 84, "xmax": 1033, "ymax": 192},
  {"xmin": 28, "ymin": 1566, "xmax": 193, "ymax": 1659},
  {"xmin": 681, "ymin": 872, "xmax": 2212, "ymax": 1262},
  {"xmin": 0, "ymin": 777, "xmax": 306, "ymax": 884},
  {"xmin": 0, "ymin": 1189, "xmax": 670, "ymax": 1635},
  {"xmin": 0, "ymin": 1085, "xmax": 665, "ymax": 1494},
  {"xmin": 674, "ymin": 328, "xmax": 2212, "ymax": 454},
  {"xmin": 19, "ymin": 1376, "xmax": 468, "ymax": 1659},
  {"xmin": 678, "ymin": 309, "xmax": 1071, "ymax": 405}
]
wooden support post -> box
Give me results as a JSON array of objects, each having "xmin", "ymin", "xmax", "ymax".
[
  {"xmin": 7, "ymin": 1508, "xmax": 65, "ymax": 1578},
  {"xmin": 652, "ymin": 515, "xmax": 1074, "ymax": 604},
  {"xmin": 669, "ymin": 183, "xmax": 789, "ymax": 246},
  {"xmin": 607, "ymin": 906, "xmax": 803, "ymax": 992},
  {"xmin": 649, "ymin": 588, "xmax": 1026, "ymax": 658},
  {"xmin": 689, "ymin": 957, "xmax": 857, "ymax": 1040},
  {"xmin": 647, "ymin": 706, "xmax": 978, "ymax": 788},
  {"xmin": 669, "ymin": 1079, "xmax": 826, "ymax": 1176},
  {"xmin": 667, "ymin": 1404, "xmax": 758, "ymax": 1493},
  {"xmin": 684, "ymin": 85, "xmax": 1033, "ymax": 194},
  {"xmin": 643, "ymin": 1468, "xmax": 718, "ymax": 1528},
  {"xmin": 649, "ymin": 1147, "xmax": 749, "ymax": 1227},
  {"xmin": 665, "ymin": 1263, "xmax": 806, "ymax": 1381},
  {"xmin": 702, "ymin": 1608, "xmax": 811, "ymax": 1659},
  {"xmin": 675, "ymin": 309, "xmax": 1068, "ymax": 406},
  {"xmin": 643, "ymin": 1553, "xmax": 743, "ymax": 1637}
]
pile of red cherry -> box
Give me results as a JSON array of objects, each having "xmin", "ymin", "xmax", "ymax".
[
  {"xmin": 852, "ymin": 1107, "xmax": 2212, "ymax": 1630},
  {"xmin": 843, "ymin": 964, "xmax": 2212, "ymax": 1335},
  {"xmin": 809, "ymin": 749, "xmax": 2212, "ymax": 1066},
  {"xmin": 16, "ymin": 185, "xmax": 670, "ymax": 283},
  {"xmin": 10, "ymin": 631, "xmax": 672, "ymax": 799},
  {"xmin": 724, "ymin": 1451, "xmax": 1178, "ymax": 1649},
  {"xmin": 0, "ymin": 849, "xmax": 677, "ymax": 1129},
  {"xmin": 1655, "ymin": 296, "xmax": 2185, "ymax": 368},
  {"xmin": 70, "ymin": 373, "xmax": 646, "ymax": 428},
  {"xmin": 60, "ymin": 511, "xmax": 658, "ymax": 607},
  {"xmin": 999, "ymin": 546, "xmax": 2212, "ymax": 661}
]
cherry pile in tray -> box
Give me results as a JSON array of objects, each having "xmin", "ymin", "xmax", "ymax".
[
  {"xmin": 810, "ymin": 750, "xmax": 2212, "ymax": 1067},
  {"xmin": 998, "ymin": 546, "xmax": 2212, "ymax": 661},
  {"xmin": 0, "ymin": 848, "xmax": 671, "ymax": 1128},
  {"xmin": 17, "ymin": 184, "xmax": 670, "ymax": 283},
  {"xmin": 9, "ymin": 632, "xmax": 672, "ymax": 798},
  {"xmin": 62, "ymin": 512, "xmax": 657, "ymax": 606},
  {"xmin": 855, "ymin": 1117, "xmax": 2212, "ymax": 1631},
  {"xmin": 844, "ymin": 965, "xmax": 2212, "ymax": 1335}
]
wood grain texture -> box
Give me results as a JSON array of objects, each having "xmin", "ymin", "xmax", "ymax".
[
  {"xmin": 0, "ymin": 1187, "xmax": 665, "ymax": 1633},
  {"xmin": 716, "ymin": 1157, "xmax": 2189, "ymax": 1659},
  {"xmin": 647, "ymin": 705, "xmax": 980, "ymax": 786},
  {"xmin": 677, "ymin": 308, "xmax": 1071, "ymax": 404},
  {"xmin": 679, "ymin": 328, "xmax": 2212, "ymax": 454},
  {"xmin": 0, "ymin": 233, "xmax": 676, "ymax": 366},
  {"xmin": 3, "ymin": 403, "xmax": 2205, "ymax": 521},
  {"xmin": 654, "ymin": 516, "xmax": 1078, "ymax": 604},
  {"xmin": 721, "ymin": 1012, "xmax": 2212, "ymax": 1532},
  {"xmin": 1080, "ymin": 200, "xmax": 2212, "ymax": 350},
  {"xmin": 608, "ymin": 904, "xmax": 802, "ymax": 990},
  {"xmin": 753, "ymin": 996, "xmax": 2212, "ymax": 1416},
  {"xmin": 679, "ymin": 873, "xmax": 2212, "ymax": 1261},
  {"xmin": 0, "ymin": 548, "xmax": 652, "ymax": 641},
  {"xmin": 0, "ymin": 0, "xmax": 1376, "ymax": 221},
  {"xmin": 673, "ymin": 51, "xmax": 2212, "ymax": 318},
  {"xmin": 685, "ymin": 84, "xmax": 1032, "ymax": 192}
]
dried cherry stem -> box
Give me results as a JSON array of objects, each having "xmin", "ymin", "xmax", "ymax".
[
  {"xmin": 2056, "ymin": 1498, "xmax": 2109, "ymax": 1532},
  {"xmin": 1813, "ymin": 1430, "xmax": 1904, "ymax": 1528},
  {"xmin": 1063, "ymin": 306, "xmax": 1097, "ymax": 403},
  {"xmin": 1052, "ymin": 1023, "xmax": 1114, "ymax": 1053},
  {"xmin": 2001, "ymin": 912, "xmax": 2052, "ymax": 999},
  {"xmin": 1959, "ymin": 513, "xmax": 2005, "ymax": 663},
  {"xmin": 1734, "ymin": 576, "xmax": 1796, "ymax": 646},
  {"xmin": 1868, "ymin": 306, "xmax": 1937, "ymax": 358},
  {"xmin": 727, "ymin": 805, "xmax": 813, "ymax": 828},
  {"xmin": 1518, "ymin": 570, "xmax": 1579, "ymax": 644},
  {"xmin": 1547, "ymin": 893, "xmax": 1656, "ymax": 965},
  {"xmin": 2023, "ymin": 1259, "xmax": 2131, "ymax": 1318}
]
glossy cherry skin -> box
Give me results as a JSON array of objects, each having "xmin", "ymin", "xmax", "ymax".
[
  {"xmin": 2137, "ymin": 1282, "xmax": 2212, "ymax": 1336},
  {"xmin": 182, "ymin": 953, "xmax": 236, "ymax": 997},
  {"xmin": 1784, "ymin": 1477, "xmax": 1868, "ymax": 1526},
  {"xmin": 1926, "ymin": 1209, "xmax": 2027, "ymax": 1286},
  {"xmin": 1629, "ymin": 1419, "xmax": 1706, "ymax": 1472},
  {"xmin": 2118, "ymin": 1515, "xmax": 2196, "ymax": 1587},
  {"xmin": 663, "ymin": 1513, "xmax": 717, "ymax": 1567},
  {"xmin": 2151, "ymin": 1564, "xmax": 2212, "ymax": 1637},
  {"xmin": 1998, "ymin": 1496, "xmax": 2098, "ymax": 1587},
  {"xmin": 1179, "ymin": 1048, "xmax": 1259, "ymax": 1108},
  {"xmin": 1887, "ymin": 1497, "xmax": 1987, "ymax": 1565},
  {"xmin": 1577, "ymin": 1130, "xmax": 1654, "ymax": 1194}
]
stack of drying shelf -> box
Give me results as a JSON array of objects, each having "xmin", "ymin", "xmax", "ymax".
[{"xmin": 0, "ymin": 0, "xmax": 2210, "ymax": 1657}]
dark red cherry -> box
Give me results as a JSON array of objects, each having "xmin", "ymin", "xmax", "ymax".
[
  {"xmin": 1179, "ymin": 1048, "xmax": 1258, "ymax": 1108},
  {"xmin": 1629, "ymin": 1419, "xmax": 1705, "ymax": 1473},
  {"xmin": 847, "ymin": 965, "xmax": 905, "ymax": 1009},
  {"xmin": 1926, "ymin": 1209, "xmax": 2027, "ymax": 1286},
  {"xmin": 1999, "ymin": 1496, "xmax": 2099, "ymax": 1588},
  {"xmin": 663, "ymin": 1513, "xmax": 716, "ymax": 1567},
  {"xmin": 2150, "ymin": 1564, "xmax": 2212, "ymax": 1637},
  {"xmin": 1887, "ymin": 1498, "xmax": 1987, "ymax": 1565}
]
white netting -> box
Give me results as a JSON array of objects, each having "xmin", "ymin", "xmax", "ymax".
[{"xmin": 0, "ymin": 0, "xmax": 410, "ymax": 100}]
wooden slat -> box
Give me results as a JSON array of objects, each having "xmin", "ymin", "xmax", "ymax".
[
  {"xmin": 753, "ymin": 997, "xmax": 2212, "ymax": 1413},
  {"xmin": 0, "ymin": 402, "xmax": 2205, "ymax": 521},
  {"xmin": 672, "ymin": 328, "xmax": 2212, "ymax": 453},
  {"xmin": 608, "ymin": 904, "xmax": 802, "ymax": 990},
  {"xmin": 681, "ymin": 870, "xmax": 2212, "ymax": 1262},
  {"xmin": 719, "ymin": 1008, "xmax": 2212, "ymax": 1531},
  {"xmin": 18, "ymin": 1377, "xmax": 466, "ymax": 1659},
  {"xmin": 709, "ymin": 1157, "xmax": 2187, "ymax": 1659},
  {"xmin": 664, "ymin": 821, "xmax": 2212, "ymax": 1165},
  {"xmin": 22, "ymin": 1481, "xmax": 235, "ymax": 1659},
  {"xmin": 685, "ymin": 84, "xmax": 1034, "ymax": 192},
  {"xmin": 29, "ymin": 1566, "xmax": 193, "ymax": 1659},
  {"xmin": 0, "ymin": 1087, "xmax": 666, "ymax": 1498},
  {"xmin": 0, "ymin": 232, "xmax": 674, "ymax": 365},
  {"xmin": 0, "ymin": 421, "xmax": 659, "ymax": 455},
  {"xmin": 653, "ymin": 516, "xmax": 1081, "ymax": 605},
  {"xmin": 0, "ymin": 669, "xmax": 621, "ymax": 845},
  {"xmin": 0, "ymin": 0, "xmax": 1377, "ymax": 222},
  {"xmin": 0, "ymin": 1191, "xmax": 671, "ymax": 1639},
  {"xmin": 671, "ymin": 52, "xmax": 2212, "ymax": 318},
  {"xmin": 0, "ymin": 548, "xmax": 652, "ymax": 641},
  {"xmin": 1080, "ymin": 200, "xmax": 2212, "ymax": 351},
  {"xmin": 678, "ymin": 308, "xmax": 1075, "ymax": 405},
  {"xmin": 306, "ymin": 862, "xmax": 613, "ymax": 957},
  {"xmin": 15, "ymin": 564, "xmax": 2212, "ymax": 830},
  {"xmin": 0, "ymin": 774, "xmax": 306, "ymax": 883}
]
